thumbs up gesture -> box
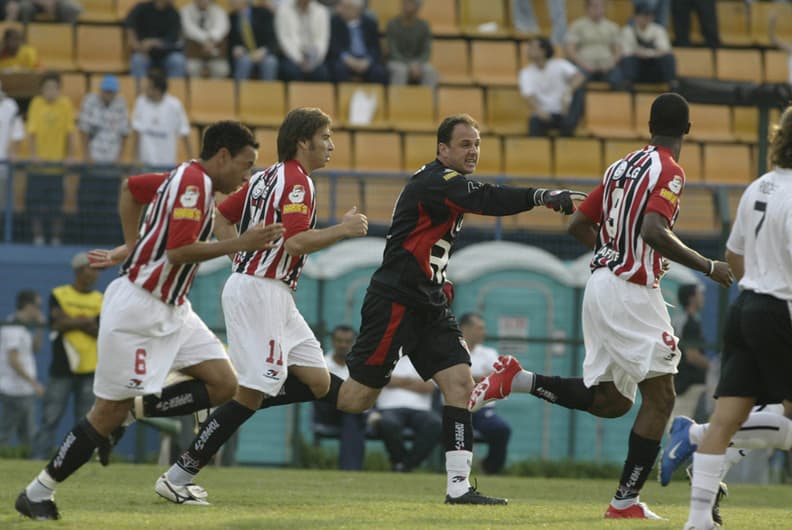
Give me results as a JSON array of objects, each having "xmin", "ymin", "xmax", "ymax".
[{"xmin": 342, "ymin": 206, "xmax": 368, "ymax": 238}]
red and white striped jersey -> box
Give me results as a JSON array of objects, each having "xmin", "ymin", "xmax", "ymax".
[
  {"xmin": 218, "ymin": 159, "xmax": 316, "ymax": 290},
  {"xmin": 578, "ymin": 145, "xmax": 685, "ymax": 287},
  {"xmin": 121, "ymin": 161, "xmax": 215, "ymax": 305}
]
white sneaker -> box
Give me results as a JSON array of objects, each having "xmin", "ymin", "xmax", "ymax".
[
  {"xmin": 155, "ymin": 475, "xmax": 209, "ymax": 505},
  {"xmin": 684, "ymin": 522, "xmax": 722, "ymax": 530}
]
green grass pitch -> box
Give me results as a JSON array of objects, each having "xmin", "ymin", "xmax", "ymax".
[{"xmin": 1, "ymin": 459, "xmax": 790, "ymax": 529}]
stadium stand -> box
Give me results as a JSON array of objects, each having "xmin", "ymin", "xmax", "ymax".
[
  {"xmin": 486, "ymin": 87, "xmax": 530, "ymax": 135},
  {"xmin": 238, "ymin": 80, "xmax": 287, "ymax": 128},
  {"xmin": 27, "ymin": 23, "xmax": 76, "ymax": 71},
  {"xmin": 386, "ymin": 85, "xmax": 436, "ymax": 132},
  {"xmin": 584, "ymin": 92, "xmax": 637, "ymax": 139},
  {"xmin": 702, "ymin": 143, "xmax": 754, "ymax": 184},
  {"xmin": 421, "ymin": 0, "xmax": 461, "ymax": 37},
  {"xmin": 436, "ymin": 86, "xmax": 486, "ymax": 131},
  {"xmin": 431, "ymin": 39, "xmax": 472, "ymax": 85},
  {"xmin": 459, "ymin": 0, "xmax": 511, "ymax": 38},
  {"xmin": 470, "ymin": 40, "xmax": 519, "ymax": 86},
  {"xmin": 188, "ymin": 78, "xmax": 236, "ymax": 124},
  {"xmin": 715, "ymin": 48, "xmax": 763, "ymax": 83},
  {"xmin": 287, "ymin": 81, "xmax": 337, "ymax": 117},
  {"xmin": 336, "ymin": 82, "xmax": 388, "ymax": 130},
  {"xmin": 553, "ymin": 138, "xmax": 602, "ymax": 180},
  {"xmin": 503, "ymin": 136, "xmax": 552, "ymax": 178},
  {"xmin": 76, "ymin": 25, "xmax": 127, "ymax": 73}
]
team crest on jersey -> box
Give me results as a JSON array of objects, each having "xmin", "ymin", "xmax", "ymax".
[
  {"xmin": 251, "ymin": 179, "xmax": 266, "ymax": 199},
  {"xmin": 288, "ymin": 184, "xmax": 305, "ymax": 204},
  {"xmin": 179, "ymin": 185, "xmax": 200, "ymax": 208},
  {"xmin": 668, "ymin": 175, "xmax": 683, "ymax": 194},
  {"xmin": 612, "ymin": 160, "xmax": 628, "ymax": 179}
]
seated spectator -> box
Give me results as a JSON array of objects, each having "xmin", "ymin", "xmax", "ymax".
[
  {"xmin": 19, "ymin": 0, "xmax": 80, "ymax": 23},
  {"xmin": 511, "ymin": 0, "xmax": 567, "ymax": 45},
  {"xmin": 520, "ymin": 36, "xmax": 584, "ymax": 137},
  {"xmin": 670, "ymin": 0, "xmax": 718, "ymax": 48},
  {"xmin": 459, "ymin": 313, "xmax": 512, "ymax": 475},
  {"xmin": 275, "ymin": 0, "xmax": 330, "ymax": 82},
  {"xmin": 328, "ymin": 0, "xmax": 386, "ymax": 84},
  {"xmin": 385, "ymin": 0, "xmax": 436, "ymax": 87},
  {"xmin": 0, "ymin": 1, "xmax": 21, "ymax": 21},
  {"xmin": 78, "ymin": 75, "xmax": 129, "ymax": 164},
  {"xmin": 131, "ymin": 70, "xmax": 191, "ymax": 168},
  {"xmin": 374, "ymin": 355, "xmax": 442, "ymax": 472},
  {"xmin": 228, "ymin": 0, "xmax": 279, "ymax": 81},
  {"xmin": 620, "ymin": 3, "xmax": 675, "ymax": 86},
  {"xmin": 181, "ymin": 0, "xmax": 231, "ymax": 78},
  {"xmin": 635, "ymin": 0, "xmax": 669, "ymax": 28},
  {"xmin": 0, "ymin": 27, "xmax": 38, "ymax": 70},
  {"xmin": 313, "ymin": 325, "xmax": 367, "ymax": 470},
  {"xmin": 126, "ymin": 0, "xmax": 187, "ymax": 83},
  {"xmin": 565, "ymin": 0, "xmax": 625, "ymax": 90}
]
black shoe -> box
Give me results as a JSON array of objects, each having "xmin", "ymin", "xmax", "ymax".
[
  {"xmin": 445, "ymin": 485, "xmax": 508, "ymax": 505},
  {"xmin": 97, "ymin": 425, "xmax": 126, "ymax": 466},
  {"xmin": 15, "ymin": 491, "xmax": 60, "ymax": 520},
  {"xmin": 686, "ymin": 465, "xmax": 727, "ymax": 526}
]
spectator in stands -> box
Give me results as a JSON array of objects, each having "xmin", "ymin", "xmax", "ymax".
[
  {"xmin": 26, "ymin": 71, "xmax": 77, "ymax": 246},
  {"xmin": 459, "ymin": 313, "xmax": 512, "ymax": 475},
  {"xmin": 565, "ymin": 0, "xmax": 626, "ymax": 90},
  {"xmin": 327, "ymin": 0, "xmax": 386, "ymax": 84},
  {"xmin": 30, "ymin": 253, "xmax": 102, "ymax": 460},
  {"xmin": 670, "ymin": 0, "xmax": 718, "ymax": 48},
  {"xmin": 374, "ymin": 355, "xmax": 442, "ymax": 472},
  {"xmin": 520, "ymin": 36, "xmax": 585, "ymax": 137},
  {"xmin": 19, "ymin": 0, "xmax": 80, "ymax": 23},
  {"xmin": 385, "ymin": 0, "xmax": 437, "ymax": 87},
  {"xmin": 228, "ymin": 0, "xmax": 279, "ymax": 81},
  {"xmin": 275, "ymin": 0, "xmax": 331, "ymax": 82},
  {"xmin": 78, "ymin": 75, "xmax": 129, "ymax": 164},
  {"xmin": 131, "ymin": 70, "xmax": 191, "ymax": 168},
  {"xmin": 620, "ymin": 2, "xmax": 675, "ymax": 87},
  {"xmin": 126, "ymin": 0, "xmax": 187, "ymax": 83},
  {"xmin": 314, "ymin": 325, "xmax": 367, "ymax": 470},
  {"xmin": 670, "ymin": 284, "xmax": 710, "ymax": 424},
  {"xmin": 0, "ymin": 27, "xmax": 38, "ymax": 70},
  {"xmin": 0, "ymin": 1, "xmax": 21, "ymax": 21},
  {"xmin": 0, "ymin": 290, "xmax": 45, "ymax": 448},
  {"xmin": 0, "ymin": 81, "xmax": 24, "ymax": 211},
  {"xmin": 511, "ymin": 0, "xmax": 567, "ymax": 45},
  {"xmin": 181, "ymin": 0, "xmax": 231, "ymax": 79}
]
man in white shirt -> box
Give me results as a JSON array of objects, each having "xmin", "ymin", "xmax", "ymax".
[
  {"xmin": 460, "ymin": 313, "xmax": 511, "ymax": 474},
  {"xmin": 131, "ymin": 70, "xmax": 192, "ymax": 168},
  {"xmin": 0, "ymin": 82, "xmax": 24, "ymax": 211},
  {"xmin": 375, "ymin": 355, "xmax": 441, "ymax": 472},
  {"xmin": 181, "ymin": 0, "xmax": 231, "ymax": 78},
  {"xmin": 0, "ymin": 290, "xmax": 45, "ymax": 448},
  {"xmin": 620, "ymin": 3, "xmax": 676, "ymax": 86},
  {"xmin": 519, "ymin": 36, "xmax": 585, "ymax": 137},
  {"xmin": 275, "ymin": 0, "xmax": 331, "ymax": 81}
]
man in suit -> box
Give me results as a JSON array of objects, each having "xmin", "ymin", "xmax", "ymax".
[
  {"xmin": 228, "ymin": 0, "xmax": 279, "ymax": 81},
  {"xmin": 327, "ymin": 0, "xmax": 387, "ymax": 83}
]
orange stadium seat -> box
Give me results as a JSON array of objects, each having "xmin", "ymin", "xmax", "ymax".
[
  {"xmin": 368, "ymin": 0, "xmax": 401, "ymax": 32},
  {"xmin": 387, "ymin": 85, "xmax": 436, "ymax": 132},
  {"xmin": 486, "ymin": 87, "xmax": 530, "ymax": 135},
  {"xmin": 553, "ymin": 138, "xmax": 603, "ymax": 181},
  {"xmin": 238, "ymin": 80, "xmax": 286, "ymax": 128},
  {"xmin": 607, "ymin": 0, "xmax": 634, "ymax": 26},
  {"xmin": 177, "ymin": 125, "xmax": 202, "ymax": 162},
  {"xmin": 673, "ymin": 188, "xmax": 718, "ymax": 234},
  {"xmin": 287, "ymin": 82, "xmax": 336, "ymax": 117},
  {"xmin": 733, "ymin": 106, "xmax": 759, "ymax": 143},
  {"xmin": 603, "ymin": 139, "xmax": 643, "ymax": 166},
  {"xmin": 329, "ymin": 129, "xmax": 353, "ymax": 171},
  {"xmin": 432, "ymin": 39, "xmax": 472, "ymax": 85},
  {"xmin": 584, "ymin": 92, "xmax": 637, "ymax": 139},
  {"xmin": 751, "ymin": 1, "xmax": 792, "ymax": 46},
  {"xmin": 336, "ymin": 83, "xmax": 387, "ymax": 129},
  {"xmin": 167, "ymin": 77, "xmax": 188, "ymax": 108},
  {"xmin": 436, "ymin": 87, "xmax": 486, "ymax": 130},
  {"xmin": 764, "ymin": 49, "xmax": 789, "ymax": 84},
  {"xmin": 566, "ymin": 0, "xmax": 586, "ymax": 24},
  {"xmin": 715, "ymin": 49, "xmax": 762, "ymax": 83},
  {"xmin": 189, "ymin": 79, "xmax": 236, "ymax": 124},
  {"xmin": 459, "ymin": 0, "xmax": 511, "ymax": 37},
  {"xmin": 89, "ymin": 74, "xmax": 137, "ymax": 110},
  {"xmin": 634, "ymin": 93, "xmax": 656, "ymax": 139},
  {"xmin": 403, "ymin": 132, "xmax": 436, "ymax": 172},
  {"xmin": 470, "ymin": 40, "xmax": 519, "ymax": 86},
  {"xmin": 353, "ymin": 131, "xmax": 402, "ymax": 173},
  {"xmin": 503, "ymin": 137, "xmax": 552, "ymax": 178},
  {"xmin": 253, "ymin": 128, "xmax": 278, "ymax": 166},
  {"xmin": 76, "ymin": 25, "xmax": 126, "ymax": 73},
  {"xmin": 27, "ymin": 23, "xmax": 75, "ymax": 71},
  {"xmin": 476, "ymin": 135, "xmax": 503, "ymax": 176},
  {"xmin": 422, "ymin": 0, "xmax": 460, "ymax": 36},
  {"xmin": 716, "ymin": 1, "xmax": 751, "ymax": 45},
  {"xmin": 60, "ymin": 72, "xmax": 87, "ymax": 109},
  {"xmin": 702, "ymin": 143, "xmax": 753, "ymax": 184},
  {"xmin": 681, "ymin": 142, "xmax": 704, "ymax": 183},
  {"xmin": 674, "ymin": 48, "xmax": 714, "ymax": 78},
  {"xmin": 688, "ymin": 104, "xmax": 734, "ymax": 142},
  {"xmin": 80, "ymin": 0, "xmax": 119, "ymax": 22}
]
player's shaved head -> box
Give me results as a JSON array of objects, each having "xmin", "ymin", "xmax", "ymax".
[{"xmin": 649, "ymin": 93, "xmax": 690, "ymax": 137}]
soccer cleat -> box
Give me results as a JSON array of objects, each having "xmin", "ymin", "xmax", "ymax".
[
  {"xmin": 659, "ymin": 416, "xmax": 697, "ymax": 486},
  {"xmin": 687, "ymin": 465, "xmax": 728, "ymax": 526},
  {"xmin": 155, "ymin": 475, "xmax": 210, "ymax": 506},
  {"xmin": 445, "ymin": 486, "xmax": 508, "ymax": 505},
  {"xmin": 15, "ymin": 491, "xmax": 60, "ymax": 520},
  {"xmin": 467, "ymin": 355, "xmax": 523, "ymax": 412},
  {"xmin": 683, "ymin": 522, "xmax": 722, "ymax": 530},
  {"xmin": 604, "ymin": 501, "xmax": 664, "ymax": 520}
]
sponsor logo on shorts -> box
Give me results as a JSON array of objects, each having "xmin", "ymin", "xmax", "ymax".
[
  {"xmin": 264, "ymin": 369, "xmax": 280, "ymax": 379},
  {"xmin": 126, "ymin": 378, "xmax": 144, "ymax": 390}
]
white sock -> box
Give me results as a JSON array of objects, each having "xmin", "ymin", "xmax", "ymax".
[
  {"xmin": 729, "ymin": 412, "xmax": 792, "ymax": 450},
  {"xmin": 165, "ymin": 463, "xmax": 197, "ymax": 486},
  {"xmin": 686, "ymin": 452, "xmax": 723, "ymax": 530},
  {"xmin": 722, "ymin": 447, "xmax": 748, "ymax": 480},
  {"xmin": 445, "ymin": 450, "xmax": 472, "ymax": 498},
  {"xmin": 25, "ymin": 470, "xmax": 57, "ymax": 502},
  {"xmin": 511, "ymin": 370, "xmax": 535, "ymax": 393},
  {"xmin": 610, "ymin": 495, "xmax": 639, "ymax": 510},
  {"xmin": 689, "ymin": 423, "xmax": 706, "ymax": 445}
]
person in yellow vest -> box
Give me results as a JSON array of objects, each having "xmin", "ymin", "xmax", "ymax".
[
  {"xmin": 30, "ymin": 252, "xmax": 102, "ymax": 460},
  {"xmin": 0, "ymin": 27, "xmax": 39, "ymax": 71}
]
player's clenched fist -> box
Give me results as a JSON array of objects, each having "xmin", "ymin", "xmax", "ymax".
[
  {"xmin": 342, "ymin": 206, "xmax": 368, "ymax": 238},
  {"xmin": 533, "ymin": 188, "xmax": 588, "ymax": 215},
  {"xmin": 706, "ymin": 260, "xmax": 734, "ymax": 288},
  {"xmin": 238, "ymin": 221, "xmax": 285, "ymax": 251}
]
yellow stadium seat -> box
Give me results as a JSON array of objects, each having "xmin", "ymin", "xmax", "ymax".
[
  {"xmin": 764, "ymin": 49, "xmax": 789, "ymax": 84},
  {"xmin": 353, "ymin": 131, "xmax": 402, "ymax": 173},
  {"xmin": 476, "ymin": 135, "xmax": 503, "ymax": 176},
  {"xmin": 329, "ymin": 129, "xmax": 353, "ymax": 171},
  {"xmin": 422, "ymin": 0, "xmax": 460, "ymax": 36},
  {"xmin": 76, "ymin": 25, "xmax": 126, "ymax": 73},
  {"xmin": 486, "ymin": 87, "xmax": 530, "ymax": 135},
  {"xmin": 553, "ymin": 138, "xmax": 602, "ymax": 180},
  {"xmin": 177, "ymin": 125, "xmax": 202, "ymax": 163},
  {"xmin": 189, "ymin": 78, "xmax": 236, "ymax": 124},
  {"xmin": 733, "ymin": 106, "xmax": 759, "ymax": 143},
  {"xmin": 470, "ymin": 40, "xmax": 519, "ymax": 86},
  {"xmin": 715, "ymin": 49, "xmax": 762, "ymax": 83},
  {"xmin": 432, "ymin": 39, "xmax": 472, "ymax": 85},
  {"xmin": 336, "ymin": 83, "xmax": 387, "ymax": 129},
  {"xmin": 80, "ymin": 0, "xmax": 119, "ymax": 22},
  {"xmin": 674, "ymin": 48, "xmax": 714, "ymax": 78},
  {"xmin": 688, "ymin": 104, "xmax": 735, "ymax": 142},
  {"xmin": 702, "ymin": 143, "xmax": 753, "ymax": 184},
  {"xmin": 387, "ymin": 85, "xmax": 436, "ymax": 132},
  {"xmin": 584, "ymin": 92, "xmax": 638, "ymax": 139},
  {"xmin": 27, "ymin": 23, "xmax": 75, "ymax": 71},
  {"xmin": 403, "ymin": 132, "xmax": 436, "ymax": 172},
  {"xmin": 436, "ymin": 87, "xmax": 486, "ymax": 131},
  {"xmin": 238, "ymin": 80, "xmax": 286, "ymax": 128},
  {"xmin": 60, "ymin": 72, "xmax": 87, "ymax": 109},
  {"xmin": 167, "ymin": 77, "xmax": 188, "ymax": 109},
  {"xmin": 368, "ymin": 0, "xmax": 401, "ymax": 32},
  {"xmin": 459, "ymin": 0, "xmax": 511, "ymax": 37},
  {"xmin": 287, "ymin": 82, "xmax": 336, "ymax": 118},
  {"xmin": 673, "ymin": 188, "xmax": 718, "ymax": 234},
  {"xmin": 89, "ymin": 74, "xmax": 137, "ymax": 111},
  {"xmin": 752, "ymin": 1, "xmax": 792, "ymax": 46},
  {"xmin": 681, "ymin": 142, "xmax": 704, "ymax": 183},
  {"xmin": 117, "ymin": 0, "xmax": 137, "ymax": 20},
  {"xmin": 603, "ymin": 139, "xmax": 643, "ymax": 166},
  {"xmin": 607, "ymin": 0, "xmax": 634, "ymax": 26},
  {"xmin": 717, "ymin": 1, "xmax": 751, "ymax": 45},
  {"xmin": 253, "ymin": 128, "xmax": 278, "ymax": 166},
  {"xmin": 633, "ymin": 93, "xmax": 657, "ymax": 139},
  {"xmin": 566, "ymin": 0, "xmax": 586, "ymax": 24},
  {"xmin": 503, "ymin": 137, "xmax": 552, "ymax": 178}
]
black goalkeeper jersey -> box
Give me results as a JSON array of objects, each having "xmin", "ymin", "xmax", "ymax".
[{"xmin": 368, "ymin": 159, "xmax": 541, "ymax": 307}]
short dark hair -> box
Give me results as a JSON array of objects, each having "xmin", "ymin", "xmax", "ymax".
[
  {"xmin": 16, "ymin": 290, "xmax": 39, "ymax": 310},
  {"xmin": 458, "ymin": 312, "xmax": 483, "ymax": 327},
  {"xmin": 331, "ymin": 324, "xmax": 357, "ymax": 338},
  {"xmin": 200, "ymin": 120, "xmax": 258, "ymax": 160},
  {"xmin": 769, "ymin": 105, "xmax": 792, "ymax": 169},
  {"xmin": 534, "ymin": 36, "xmax": 554, "ymax": 59},
  {"xmin": 649, "ymin": 92, "xmax": 690, "ymax": 137},
  {"xmin": 677, "ymin": 284, "xmax": 699, "ymax": 308},
  {"xmin": 40, "ymin": 71, "xmax": 61, "ymax": 88},
  {"xmin": 146, "ymin": 69, "xmax": 168, "ymax": 94},
  {"xmin": 277, "ymin": 107, "xmax": 332, "ymax": 162},
  {"xmin": 437, "ymin": 114, "xmax": 479, "ymax": 150}
]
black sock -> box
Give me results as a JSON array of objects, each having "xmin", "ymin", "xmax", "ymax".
[
  {"xmin": 614, "ymin": 430, "xmax": 661, "ymax": 501},
  {"xmin": 142, "ymin": 379, "xmax": 211, "ymax": 417},
  {"xmin": 442, "ymin": 405, "xmax": 473, "ymax": 452},
  {"xmin": 320, "ymin": 373, "xmax": 343, "ymax": 406},
  {"xmin": 532, "ymin": 375, "xmax": 596, "ymax": 411},
  {"xmin": 176, "ymin": 400, "xmax": 254, "ymax": 475},
  {"xmin": 258, "ymin": 373, "xmax": 342, "ymax": 409},
  {"xmin": 46, "ymin": 418, "xmax": 105, "ymax": 482}
]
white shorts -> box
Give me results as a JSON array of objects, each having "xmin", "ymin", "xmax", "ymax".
[
  {"xmin": 93, "ymin": 278, "xmax": 227, "ymax": 400},
  {"xmin": 582, "ymin": 268, "xmax": 680, "ymax": 401},
  {"xmin": 222, "ymin": 273, "xmax": 326, "ymax": 396}
]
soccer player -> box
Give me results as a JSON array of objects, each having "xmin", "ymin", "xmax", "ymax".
[
  {"xmin": 15, "ymin": 121, "xmax": 285, "ymax": 520},
  {"xmin": 155, "ymin": 107, "xmax": 368, "ymax": 504},
  {"xmin": 683, "ymin": 105, "xmax": 792, "ymax": 530},
  {"xmin": 327, "ymin": 113, "xmax": 586, "ymax": 504},
  {"xmin": 469, "ymin": 93, "xmax": 735, "ymax": 518}
]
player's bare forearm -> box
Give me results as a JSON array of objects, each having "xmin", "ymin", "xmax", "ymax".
[
  {"xmin": 284, "ymin": 225, "xmax": 347, "ymax": 257},
  {"xmin": 166, "ymin": 238, "xmax": 249, "ymax": 265},
  {"xmin": 641, "ymin": 213, "xmax": 709, "ymax": 273},
  {"xmin": 567, "ymin": 210, "xmax": 597, "ymax": 250},
  {"xmin": 118, "ymin": 179, "xmax": 146, "ymax": 250},
  {"xmin": 213, "ymin": 210, "xmax": 239, "ymax": 242}
]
